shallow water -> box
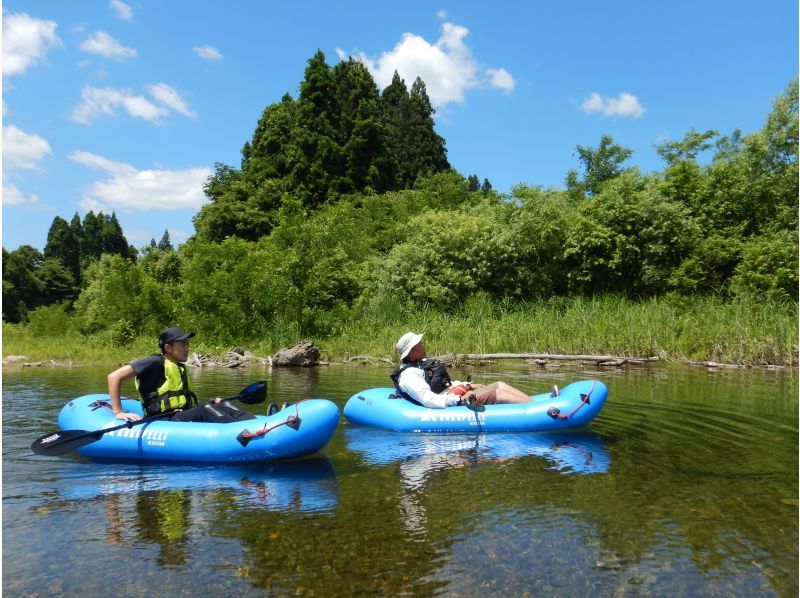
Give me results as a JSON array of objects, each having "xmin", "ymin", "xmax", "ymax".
[{"xmin": 3, "ymin": 362, "xmax": 798, "ymax": 596}]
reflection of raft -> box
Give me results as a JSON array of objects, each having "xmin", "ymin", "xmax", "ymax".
[
  {"xmin": 345, "ymin": 428, "xmax": 611, "ymax": 475},
  {"xmin": 57, "ymin": 395, "xmax": 340, "ymax": 463},
  {"xmin": 343, "ymin": 380, "xmax": 607, "ymax": 433},
  {"xmin": 59, "ymin": 457, "xmax": 340, "ymax": 512}
]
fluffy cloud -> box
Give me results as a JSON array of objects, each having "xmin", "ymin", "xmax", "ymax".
[
  {"xmin": 486, "ymin": 68, "xmax": 515, "ymax": 94},
  {"xmin": 581, "ymin": 92, "xmax": 645, "ymax": 118},
  {"xmin": 110, "ymin": 0, "xmax": 133, "ymax": 21},
  {"xmin": 3, "ymin": 124, "xmax": 52, "ymax": 170},
  {"xmin": 193, "ymin": 45, "xmax": 222, "ymax": 61},
  {"xmin": 79, "ymin": 31, "xmax": 137, "ymax": 59},
  {"xmin": 68, "ymin": 150, "xmax": 212, "ymax": 212},
  {"xmin": 356, "ymin": 22, "xmax": 515, "ymax": 107},
  {"xmin": 145, "ymin": 83, "xmax": 197, "ymax": 117},
  {"xmin": 71, "ymin": 84, "xmax": 195, "ymax": 124},
  {"xmin": 2, "ymin": 12, "xmax": 61, "ymax": 77},
  {"xmin": 3, "ymin": 182, "xmax": 40, "ymax": 206},
  {"xmin": 2, "ymin": 124, "xmax": 51, "ymax": 206}
]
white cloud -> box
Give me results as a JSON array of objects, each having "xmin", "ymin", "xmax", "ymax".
[
  {"xmin": 580, "ymin": 92, "xmax": 645, "ymax": 118},
  {"xmin": 72, "ymin": 85, "xmax": 167, "ymax": 124},
  {"xmin": 2, "ymin": 124, "xmax": 51, "ymax": 206},
  {"xmin": 193, "ymin": 45, "xmax": 222, "ymax": 61},
  {"xmin": 110, "ymin": 0, "xmax": 133, "ymax": 21},
  {"xmin": 2, "ymin": 12, "xmax": 61, "ymax": 77},
  {"xmin": 68, "ymin": 150, "xmax": 212, "ymax": 212},
  {"xmin": 2, "ymin": 182, "xmax": 40, "ymax": 206},
  {"xmin": 436, "ymin": 10, "xmax": 447, "ymax": 19},
  {"xmin": 357, "ymin": 22, "xmax": 515, "ymax": 107},
  {"xmin": 146, "ymin": 83, "xmax": 196, "ymax": 117},
  {"xmin": 79, "ymin": 31, "xmax": 137, "ymax": 59},
  {"xmin": 71, "ymin": 84, "xmax": 196, "ymax": 124},
  {"xmin": 3, "ymin": 124, "xmax": 52, "ymax": 170},
  {"xmin": 486, "ymin": 67, "xmax": 515, "ymax": 94},
  {"xmin": 68, "ymin": 150, "xmax": 136, "ymax": 177}
]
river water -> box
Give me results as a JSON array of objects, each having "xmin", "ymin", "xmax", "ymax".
[{"xmin": 3, "ymin": 362, "xmax": 797, "ymax": 596}]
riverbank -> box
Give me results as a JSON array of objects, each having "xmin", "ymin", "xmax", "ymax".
[{"xmin": 3, "ymin": 295, "xmax": 797, "ymax": 368}]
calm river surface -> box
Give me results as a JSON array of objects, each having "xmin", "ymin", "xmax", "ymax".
[{"xmin": 3, "ymin": 362, "xmax": 798, "ymax": 596}]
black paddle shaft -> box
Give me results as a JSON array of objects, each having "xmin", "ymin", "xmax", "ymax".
[{"xmin": 31, "ymin": 380, "xmax": 267, "ymax": 457}]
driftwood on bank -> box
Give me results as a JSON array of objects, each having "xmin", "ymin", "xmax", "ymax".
[
  {"xmin": 686, "ymin": 360, "xmax": 777, "ymax": 370},
  {"xmin": 187, "ymin": 347, "xmax": 268, "ymax": 368},
  {"xmin": 343, "ymin": 354, "xmax": 395, "ymax": 365},
  {"xmin": 438, "ymin": 352, "xmax": 660, "ymax": 368},
  {"xmin": 21, "ymin": 359, "xmax": 63, "ymax": 367}
]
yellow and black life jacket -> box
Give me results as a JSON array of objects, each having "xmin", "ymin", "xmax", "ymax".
[{"xmin": 136, "ymin": 356, "xmax": 198, "ymax": 415}]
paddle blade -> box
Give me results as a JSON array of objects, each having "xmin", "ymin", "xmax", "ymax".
[
  {"xmin": 238, "ymin": 380, "xmax": 267, "ymax": 404},
  {"xmin": 31, "ymin": 429, "xmax": 102, "ymax": 456}
]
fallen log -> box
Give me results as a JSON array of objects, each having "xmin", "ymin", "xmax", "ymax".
[
  {"xmin": 438, "ymin": 352, "xmax": 660, "ymax": 363},
  {"xmin": 688, "ymin": 360, "xmax": 746, "ymax": 369},
  {"xmin": 344, "ymin": 354, "xmax": 394, "ymax": 365}
]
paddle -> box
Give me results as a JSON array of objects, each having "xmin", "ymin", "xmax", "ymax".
[
  {"xmin": 463, "ymin": 394, "xmax": 486, "ymax": 413},
  {"xmin": 31, "ymin": 380, "xmax": 267, "ymax": 457}
]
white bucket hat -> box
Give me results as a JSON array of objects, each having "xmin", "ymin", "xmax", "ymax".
[{"xmin": 396, "ymin": 332, "xmax": 423, "ymax": 360}]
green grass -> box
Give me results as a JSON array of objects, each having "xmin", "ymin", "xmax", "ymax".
[
  {"xmin": 322, "ymin": 295, "xmax": 798, "ymax": 366},
  {"xmin": 4, "ymin": 295, "xmax": 797, "ymax": 367}
]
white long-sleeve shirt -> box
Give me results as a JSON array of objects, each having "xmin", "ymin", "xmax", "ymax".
[{"xmin": 396, "ymin": 366, "xmax": 465, "ymax": 409}]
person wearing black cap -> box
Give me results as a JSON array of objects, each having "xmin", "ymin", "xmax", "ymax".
[{"xmin": 107, "ymin": 327, "xmax": 250, "ymax": 423}]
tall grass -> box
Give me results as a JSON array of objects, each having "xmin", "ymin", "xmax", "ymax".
[
  {"xmin": 3, "ymin": 295, "xmax": 797, "ymax": 367},
  {"xmin": 323, "ymin": 295, "xmax": 798, "ymax": 366}
]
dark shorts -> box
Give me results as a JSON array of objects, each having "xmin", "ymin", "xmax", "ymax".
[{"xmin": 168, "ymin": 401, "xmax": 256, "ymax": 423}]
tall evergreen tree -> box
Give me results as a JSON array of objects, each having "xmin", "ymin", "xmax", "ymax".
[
  {"xmin": 158, "ymin": 229, "xmax": 173, "ymax": 251},
  {"xmin": 333, "ymin": 58, "xmax": 394, "ymax": 194},
  {"xmin": 195, "ymin": 55, "xmax": 456, "ymax": 242},
  {"xmin": 381, "ymin": 71, "xmax": 412, "ymax": 188},
  {"xmin": 243, "ymin": 93, "xmax": 296, "ymax": 185},
  {"xmin": 80, "ymin": 211, "xmax": 103, "ymax": 261},
  {"xmin": 103, "ymin": 213, "xmax": 130, "ymax": 256},
  {"xmin": 44, "ymin": 216, "xmax": 81, "ymax": 284},
  {"xmin": 290, "ymin": 50, "xmax": 344, "ymax": 209},
  {"xmin": 405, "ymin": 77, "xmax": 450, "ymax": 186}
]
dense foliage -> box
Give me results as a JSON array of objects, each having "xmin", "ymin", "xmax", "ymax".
[
  {"xmin": 192, "ymin": 52, "xmax": 450, "ymax": 242},
  {"xmin": 3, "ymin": 211, "xmax": 134, "ymax": 322},
  {"xmin": 3, "ymin": 51, "xmax": 797, "ymax": 359}
]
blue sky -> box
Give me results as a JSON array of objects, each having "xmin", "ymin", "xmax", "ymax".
[{"xmin": 3, "ymin": 1, "xmax": 797, "ymax": 251}]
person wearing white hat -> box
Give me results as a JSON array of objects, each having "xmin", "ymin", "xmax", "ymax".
[{"xmin": 391, "ymin": 332, "xmax": 534, "ymax": 409}]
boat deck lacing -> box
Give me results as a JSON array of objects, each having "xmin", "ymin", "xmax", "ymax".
[
  {"xmin": 547, "ymin": 381, "xmax": 596, "ymax": 420},
  {"xmin": 236, "ymin": 399, "xmax": 308, "ymax": 446}
]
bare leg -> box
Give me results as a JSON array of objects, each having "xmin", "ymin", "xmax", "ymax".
[{"xmin": 471, "ymin": 381, "xmax": 532, "ymax": 405}]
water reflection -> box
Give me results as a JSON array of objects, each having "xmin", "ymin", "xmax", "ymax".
[
  {"xmin": 345, "ymin": 427, "xmax": 611, "ymax": 476},
  {"xmin": 57, "ymin": 456, "xmax": 339, "ymax": 513},
  {"xmin": 4, "ymin": 363, "xmax": 796, "ymax": 596},
  {"xmin": 345, "ymin": 427, "xmax": 611, "ymax": 542},
  {"xmin": 52, "ymin": 457, "xmax": 339, "ymax": 574}
]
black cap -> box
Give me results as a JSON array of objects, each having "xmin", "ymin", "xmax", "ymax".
[{"xmin": 159, "ymin": 327, "xmax": 195, "ymax": 349}]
